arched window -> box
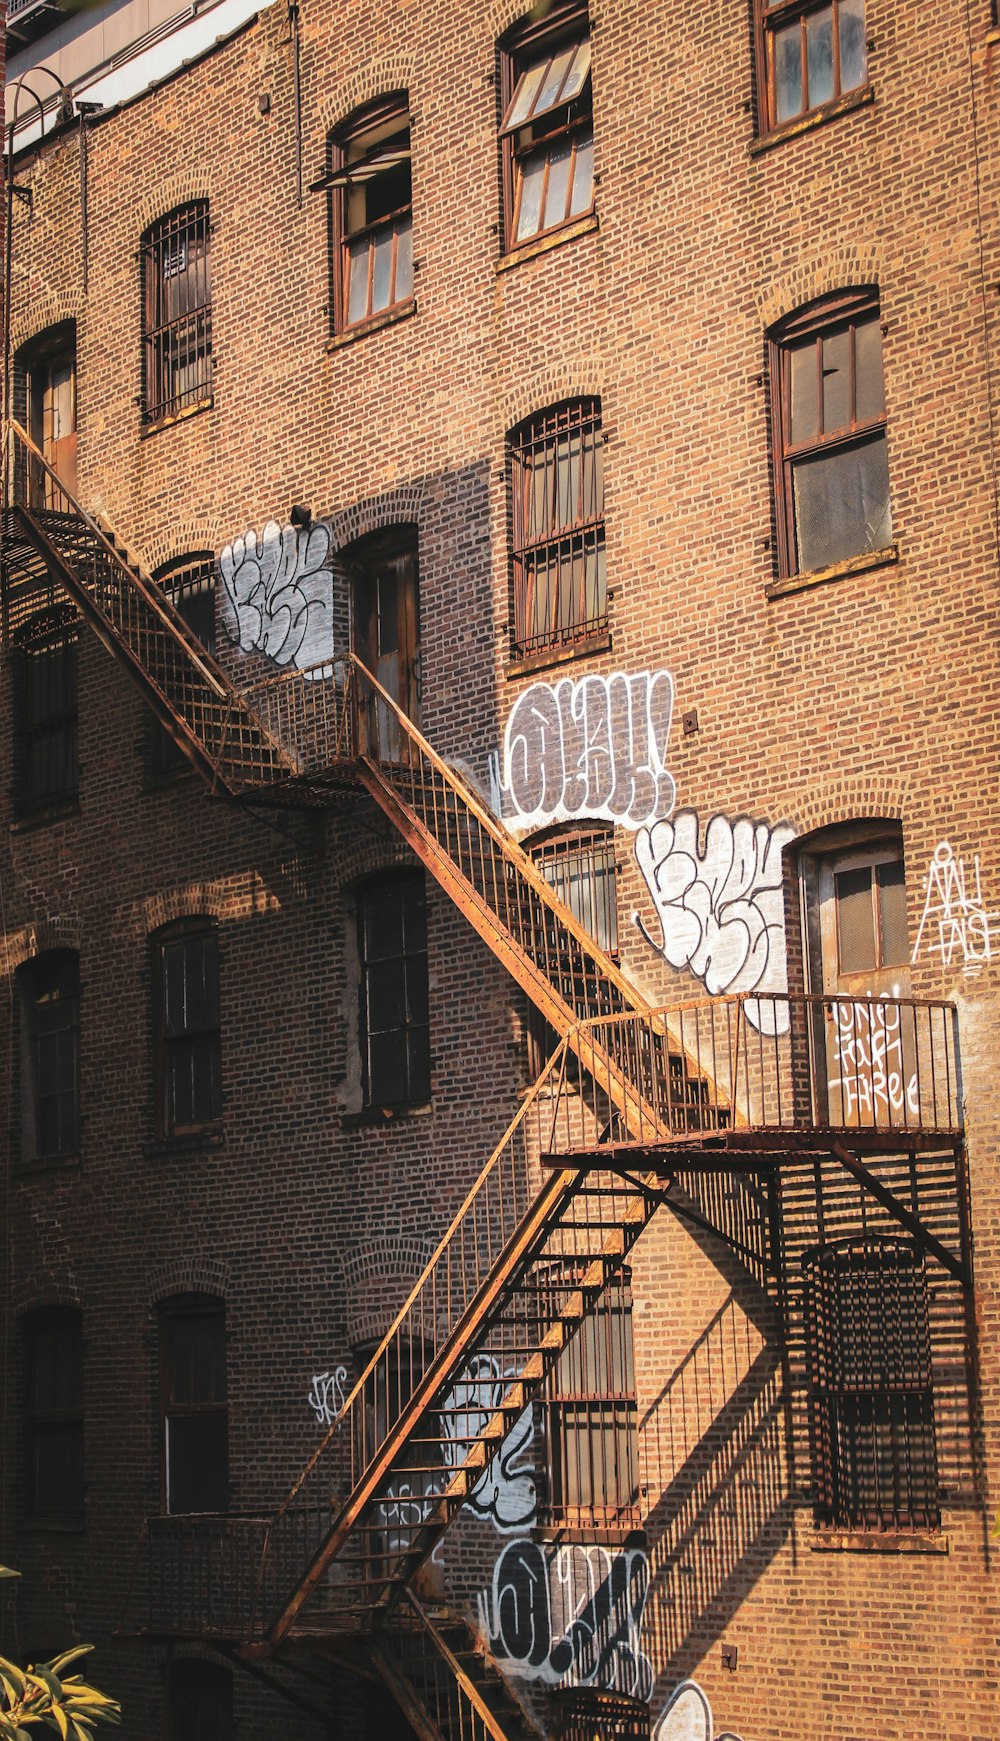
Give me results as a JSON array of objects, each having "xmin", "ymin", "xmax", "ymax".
[
  {"xmin": 327, "ymin": 96, "xmax": 413, "ymax": 334},
  {"xmin": 151, "ymin": 918, "xmax": 222, "ymax": 1136},
  {"xmin": 21, "ymin": 1306, "xmax": 84, "ymax": 1525},
  {"xmin": 140, "ymin": 202, "xmax": 212, "ymax": 425},
  {"xmin": 508, "ymin": 398, "xmax": 606, "ymax": 661},
  {"xmin": 159, "ymin": 1294, "xmax": 228, "ymax": 1515},
  {"xmin": 768, "ymin": 288, "xmax": 891, "ymax": 578}
]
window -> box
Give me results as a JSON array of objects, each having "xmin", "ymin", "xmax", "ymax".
[
  {"xmin": 510, "ymin": 399, "xmax": 606, "ymax": 660},
  {"xmin": 152, "ymin": 921, "xmax": 222, "ymax": 1136},
  {"xmin": 499, "ymin": 2, "xmax": 594, "ymax": 252},
  {"xmin": 141, "ymin": 203, "xmax": 212, "ymax": 425},
  {"xmin": 358, "ymin": 872, "xmax": 430, "ymax": 1109},
  {"xmin": 21, "ymin": 1308, "xmax": 84, "ymax": 1525},
  {"xmin": 756, "ymin": 0, "xmax": 868, "ymax": 132},
  {"xmin": 147, "ymin": 555, "xmax": 217, "ymax": 776},
  {"xmin": 526, "ymin": 825, "xmax": 618, "ymax": 1074},
  {"xmin": 168, "ymin": 1661, "xmax": 234, "ymax": 1741},
  {"xmin": 159, "ymin": 1295, "xmax": 228, "ymax": 1514},
  {"xmin": 17, "ymin": 951, "xmax": 80, "ymax": 1160},
  {"xmin": 770, "ymin": 289, "xmax": 891, "ymax": 578},
  {"xmin": 544, "ymin": 1273, "xmax": 639, "ymax": 1532},
  {"xmin": 21, "ymin": 321, "xmax": 77, "ymax": 505},
  {"xmin": 14, "ymin": 608, "xmax": 78, "ymax": 815},
  {"xmin": 833, "ymin": 854, "xmax": 907, "ymax": 981},
  {"xmin": 805, "ymin": 1237, "xmax": 939, "ymax": 1530},
  {"xmin": 329, "ymin": 96, "xmax": 413, "ymax": 332}
]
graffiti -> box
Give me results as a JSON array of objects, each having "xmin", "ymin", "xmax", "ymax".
[
  {"xmin": 653, "ymin": 1680, "xmax": 745, "ymax": 1741},
  {"xmin": 478, "ymin": 1539, "xmax": 652, "ymax": 1699},
  {"xmin": 306, "ymin": 1366, "xmax": 349, "ymax": 1429},
  {"xmin": 911, "ymin": 839, "xmax": 1000, "ymax": 972},
  {"xmin": 441, "ymin": 1355, "xmax": 537, "ymax": 1532},
  {"xmin": 501, "ymin": 670, "xmax": 676, "ymax": 831},
  {"xmin": 829, "ymin": 997, "xmax": 917, "ymax": 1121},
  {"xmin": 220, "ymin": 518, "xmax": 334, "ymax": 674},
  {"xmin": 376, "ymin": 1474, "xmax": 441, "ymax": 1557},
  {"xmin": 634, "ymin": 812, "xmax": 796, "ymax": 1034}
]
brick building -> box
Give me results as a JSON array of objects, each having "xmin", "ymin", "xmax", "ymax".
[{"xmin": 1, "ymin": 1, "xmax": 999, "ymax": 1737}]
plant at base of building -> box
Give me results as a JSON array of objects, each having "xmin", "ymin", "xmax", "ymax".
[{"xmin": 0, "ymin": 1569, "xmax": 121, "ymax": 1739}]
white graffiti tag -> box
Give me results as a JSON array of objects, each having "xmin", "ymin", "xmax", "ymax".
[
  {"xmin": 441, "ymin": 1356, "xmax": 537, "ymax": 1532},
  {"xmin": 829, "ymin": 999, "xmax": 918, "ymax": 1121},
  {"xmin": 220, "ymin": 519, "xmax": 334, "ymax": 674},
  {"xmin": 911, "ymin": 840, "xmax": 1000, "ymax": 972},
  {"xmin": 502, "ymin": 670, "xmax": 676, "ymax": 831},
  {"xmin": 634, "ymin": 812, "xmax": 796, "ymax": 1034},
  {"xmin": 478, "ymin": 1540, "xmax": 652, "ymax": 1699},
  {"xmin": 653, "ymin": 1679, "xmax": 745, "ymax": 1741},
  {"xmin": 306, "ymin": 1366, "xmax": 349, "ymax": 1429}
]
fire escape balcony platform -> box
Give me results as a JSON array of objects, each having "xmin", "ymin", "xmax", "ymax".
[{"xmin": 542, "ymin": 1123, "xmax": 966, "ymax": 1173}]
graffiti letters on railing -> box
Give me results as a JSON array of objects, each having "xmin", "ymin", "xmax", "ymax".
[
  {"xmin": 478, "ymin": 1539, "xmax": 652, "ymax": 1699},
  {"xmin": 306, "ymin": 1366, "xmax": 349, "ymax": 1429},
  {"xmin": 912, "ymin": 839, "xmax": 1000, "ymax": 972},
  {"xmin": 376, "ymin": 1474, "xmax": 441, "ymax": 1557},
  {"xmin": 634, "ymin": 812, "xmax": 796, "ymax": 1034},
  {"xmin": 441, "ymin": 1356, "xmax": 537, "ymax": 1532},
  {"xmin": 220, "ymin": 519, "xmax": 334, "ymax": 675},
  {"xmin": 830, "ymin": 999, "xmax": 917, "ymax": 1122},
  {"xmin": 501, "ymin": 670, "xmax": 676, "ymax": 831},
  {"xmin": 653, "ymin": 1680, "xmax": 745, "ymax": 1741}
]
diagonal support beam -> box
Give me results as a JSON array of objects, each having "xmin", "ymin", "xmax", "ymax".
[{"xmin": 828, "ymin": 1138, "xmax": 970, "ymax": 1285}]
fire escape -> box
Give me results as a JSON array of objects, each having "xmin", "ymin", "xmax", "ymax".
[{"xmin": 1, "ymin": 424, "xmax": 973, "ymax": 1741}]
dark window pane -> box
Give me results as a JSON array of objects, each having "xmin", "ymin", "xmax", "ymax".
[
  {"xmin": 170, "ymin": 1663, "xmax": 234, "ymax": 1741},
  {"xmin": 836, "ymin": 867, "xmax": 876, "ymax": 973},
  {"xmin": 23, "ymin": 1310, "xmax": 84, "ymax": 1523},
  {"xmin": 359, "ymin": 875, "xmax": 430, "ymax": 1108},
  {"xmin": 878, "ymin": 859, "xmax": 908, "ymax": 966},
  {"xmin": 166, "ymin": 1414, "xmax": 229, "ymax": 1513},
  {"xmin": 792, "ymin": 432, "xmax": 891, "ymax": 571},
  {"xmin": 368, "ymin": 1031, "xmax": 407, "ymax": 1106}
]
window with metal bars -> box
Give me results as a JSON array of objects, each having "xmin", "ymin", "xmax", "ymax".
[
  {"xmin": 328, "ymin": 96, "xmax": 413, "ymax": 333},
  {"xmin": 358, "ymin": 871, "xmax": 431, "ymax": 1110},
  {"xmin": 21, "ymin": 1307, "xmax": 84, "ymax": 1526},
  {"xmin": 755, "ymin": 0, "xmax": 868, "ymax": 132},
  {"xmin": 553, "ymin": 1690, "xmax": 650, "ymax": 1741},
  {"xmin": 152, "ymin": 920, "xmax": 222, "ymax": 1137},
  {"xmin": 13, "ymin": 607, "xmax": 78, "ymax": 815},
  {"xmin": 147, "ymin": 554, "xmax": 217, "ymax": 777},
  {"xmin": 805, "ymin": 1237, "xmax": 939, "ymax": 1531},
  {"xmin": 159, "ymin": 1295, "xmax": 228, "ymax": 1515},
  {"xmin": 509, "ymin": 398, "xmax": 606, "ymax": 660},
  {"xmin": 769, "ymin": 288, "xmax": 891, "ymax": 578},
  {"xmin": 526, "ymin": 825, "xmax": 619, "ymax": 1076},
  {"xmin": 141, "ymin": 203, "xmax": 212, "ymax": 425},
  {"xmin": 499, "ymin": 1, "xmax": 594, "ymax": 253},
  {"xmin": 544, "ymin": 1272, "xmax": 640, "ymax": 1533},
  {"xmin": 17, "ymin": 951, "xmax": 80, "ymax": 1161}
]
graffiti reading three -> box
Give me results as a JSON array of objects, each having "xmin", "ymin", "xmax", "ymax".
[
  {"xmin": 502, "ymin": 670, "xmax": 676, "ymax": 831},
  {"xmin": 911, "ymin": 839, "xmax": 1000, "ymax": 972},
  {"xmin": 478, "ymin": 1539, "xmax": 652, "ymax": 1700},
  {"xmin": 829, "ymin": 998, "xmax": 917, "ymax": 1122},
  {"xmin": 634, "ymin": 812, "xmax": 796, "ymax": 1034},
  {"xmin": 220, "ymin": 519, "xmax": 334, "ymax": 674},
  {"xmin": 306, "ymin": 1366, "xmax": 349, "ymax": 1429}
]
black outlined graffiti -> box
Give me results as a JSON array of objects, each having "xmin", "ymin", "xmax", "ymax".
[
  {"xmin": 653, "ymin": 1679, "xmax": 745, "ymax": 1741},
  {"xmin": 634, "ymin": 811, "xmax": 796, "ymax": 1034},
  {"xmin": 502, "ymin": 670, "xmax": 676, "ymax": 831},
  {"xmin": 220, "ymin": 519, "xmax": 334, "ymax": 674},
  {"xmin": 440, "ymin": 1355, "xmax": 537, "ymax": 1532},
  {"xmin": 477, "ymin": 1538, "xmax": 652, "ymax": 1699}
]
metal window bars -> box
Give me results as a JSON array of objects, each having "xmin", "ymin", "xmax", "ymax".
[
  {"xmin": 141, "ymin": 203, "xmax": 212, "ymax": 425},
  {"xmin": 510, "ymin": 400, "xmax": 605, "ymax": 658}
]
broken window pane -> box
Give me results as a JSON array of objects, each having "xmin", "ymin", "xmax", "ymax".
[{"xmin": 792, "ymin": 432, "xmax": 891, "ymax": 572}]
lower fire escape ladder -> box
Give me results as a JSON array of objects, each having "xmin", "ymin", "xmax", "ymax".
[
  {"xmin": 826, "ymin": 1136, "xmax": 971, "ymax": 1286},
  {"xmin": 2, "ymin": 421, "xmax": 296, "ymax": 794},
  {"xmin": 369, "ymin": 1590, "xmax": 542, "ymax": 1741}
]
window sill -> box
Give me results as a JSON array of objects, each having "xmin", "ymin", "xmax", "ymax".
[
  {"xmin": 341, "ymin": 1101, "xmax": 432, "ymax": 1129},
  {"xmin": 506, "ymin": 630, "xmax": 612, "ymax": 679},
  {"xmin": 15, "ymin": 1152, "xmax": 81, "ymax": 1177},
  {"xmin": 810, "ymin": 1527, "xmax": 948, "ymax": 1555},
  {"xmin": 141, "ymin": 396, "xmax": 214, "ymax": 438},
  {"xmin": 497, "ymin": 211, "xmax": 599, "ymax": 274},
  {"xmin": 10, "ymin": 800, "xmax": 81, "ymax": 832},
  {"xmin": 750, "ymin": 84, "xmax": 875, "ymax": 157},
  {"xmin": 326, "ymin": 298, "xmax": 417, "ymax": 352},
  {"xmin": 765, "ymin": 543, "xmax": 898, "ymax": 600},
  {"xmin": 533, "ymin": 1521, "xmax": 646, "ymax": 1547},
  {"xmin": 144, "ymin": 1127, "xmax": 225, "ymax": 1159}
]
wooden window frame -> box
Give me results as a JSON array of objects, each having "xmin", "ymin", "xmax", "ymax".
[
  {"xmin": 158, "ymin": 1295, "xmax": 229, "ymax": 1516},
  {"xmin": 17, "ymin": 950, "xmax": 80, "ymax": 1162},
  {"xmin": 140, "ymin": 202, "xmax": 212, "ymax": 427},
  {"xmin": 509, "ymin": 398, "xmax": 606, "ymax": 660},
  {"xmin": 21, "ymin": 1307, "xmax": 84, "ymax": 1527},
  {"xmin": 357, "ymin": 870, "xmax": 431, "ymax": 1111},
  {"xmin": 152, "ymin": 919, "xmax": 223, "ymax": 1139},
  {"xmin": 13, "ymin": 606, "xmax": 79, "ymax": 817},
  {"xmin": 768, "ymin": 288, "xmax": 890, "ymax": 579},
  {"xmin": 805, "ymin": 1237, "xmax": 940, "ymax": 1532},
  {"xmin": 499, "ymin": 1, "xmax": 594, "ymax": 255},
  {"xmin": 328, "ymin": 95, "xmax": 413, "ymax": 334},
  {"xmin": 147, "ymin": 554, "xmax": 217, "ymax": 778},
  {"xmin": 754, "ymin": 0, "xmax": 869, "ymax": 135},
  {"xmin": 543, "ymin": 1272, "xmax": 640, "ymax": 1535}
]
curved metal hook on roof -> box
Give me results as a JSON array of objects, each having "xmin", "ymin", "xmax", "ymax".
[{"xmin": 6, "ymin": 66, "xmax": 75, "ymax": 150}]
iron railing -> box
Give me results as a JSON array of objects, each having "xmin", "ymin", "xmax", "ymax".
[{"xmin": 371, "ymin": 1591, "xmax": 540, "ymax": 1741}]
